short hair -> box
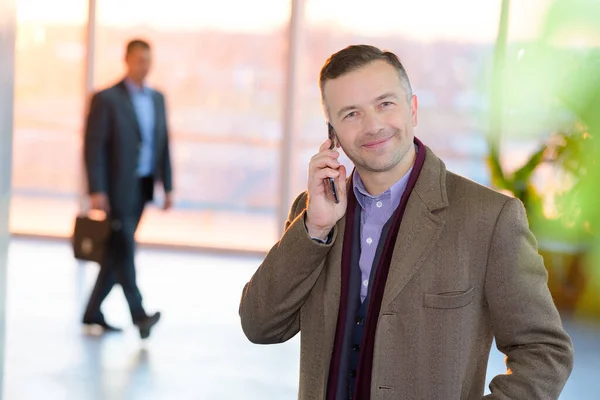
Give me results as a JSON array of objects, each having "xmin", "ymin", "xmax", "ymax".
[
  {"xmin": 126, "ymin": 39, "xmax": 151, "ymax": 56},
  {"xmin": 319, "ymin": 45, "xmax": 413, "ymax": 109}
]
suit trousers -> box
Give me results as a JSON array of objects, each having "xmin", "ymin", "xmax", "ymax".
[{"xmin": 83, "ymin": 176, "xmax": 154, "ymax": 323}]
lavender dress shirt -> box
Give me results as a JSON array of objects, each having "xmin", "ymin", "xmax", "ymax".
[{"xmin": 352, "ymin": 166, "xmax": 413, "ymax": 302}]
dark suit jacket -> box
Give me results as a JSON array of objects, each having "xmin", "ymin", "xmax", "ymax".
[
  {"xmin": 240, "ymin": 146, "xmax": 574, "ymax": 400},
  {"xmin": 84, "ymin": 80, "xmax": 172, "ymax": 217}
]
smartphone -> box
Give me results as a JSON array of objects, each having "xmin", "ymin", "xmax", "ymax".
[{"xmin": 327, "ymin": 123, "xmax": 340, "ymax": 204}]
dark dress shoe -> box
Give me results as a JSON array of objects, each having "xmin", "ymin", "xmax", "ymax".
[
  {"xmin": 135, "ymin": 312, "xmax": 161, "ymax": 339},
  {"xmin": 83, "ymin": 319, "xmax": 123, "ymax": 332}
]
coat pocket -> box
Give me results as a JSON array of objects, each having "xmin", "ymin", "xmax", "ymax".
[{"xmin": 423, "ymin": 287, "xmax": 475, "ymax": 309}]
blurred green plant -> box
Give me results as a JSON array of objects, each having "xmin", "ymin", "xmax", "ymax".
[{"xmin": 486, "ymin": 0, "xmax": 600, "ymax": 248}]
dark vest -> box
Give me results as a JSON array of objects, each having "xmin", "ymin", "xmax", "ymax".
[
  {"xmin": 334, "ymin": 204, "xmax": 395, "ymax": 399},
  {"xmin": 326, "ymin": 137, "xmax": 427, "ymax": 400}
]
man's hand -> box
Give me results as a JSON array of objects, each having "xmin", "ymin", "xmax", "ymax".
[
  {"xmin": 89, "ymin": 192, "xmax": 110, "ymax": 212},
  {"xmin": 305, "ymin": 139, "xmax": 348, "ymax": 240},
  {"xmin": 163, "ymin": 192, "xmax": 173, "ymax": 211}
]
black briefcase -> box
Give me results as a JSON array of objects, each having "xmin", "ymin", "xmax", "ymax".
[{"xmin": 72, "ymin": 210, "xmax": 112, "ymax": 264}]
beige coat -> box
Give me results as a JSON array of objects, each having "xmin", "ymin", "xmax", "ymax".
[{"xmin": 239, "ymin": 147, "xmax": 574, "ymax": 399}]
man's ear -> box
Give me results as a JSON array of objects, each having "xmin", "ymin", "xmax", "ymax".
[{"xmin": 410, "ymin": 94, "xmax": 419, "ymax": 127}]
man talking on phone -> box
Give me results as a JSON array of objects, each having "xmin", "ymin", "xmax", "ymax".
[{"xmin": 239, "ymin": 45, "xmax": 573, "ymax": 399}]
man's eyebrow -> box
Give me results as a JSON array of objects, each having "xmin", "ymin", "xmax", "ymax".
[{"xmin": 374, "ymin": 92, "xmax": 398, "ymax": 102}]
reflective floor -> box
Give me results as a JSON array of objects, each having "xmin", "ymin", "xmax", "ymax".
[{"xmin": 4, "ymin": 238, "xmax": 599, "ymax": 399}]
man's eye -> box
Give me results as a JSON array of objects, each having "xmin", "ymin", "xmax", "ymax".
[{"xmin": 345, "ymin": 111, "xmax": 357, "ymax": 119}]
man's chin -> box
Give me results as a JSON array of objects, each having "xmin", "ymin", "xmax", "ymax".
[{"xmin": 357, "ymin": 161, "xmax": 397, "ymax": 174}]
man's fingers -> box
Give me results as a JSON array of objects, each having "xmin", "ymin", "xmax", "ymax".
[
  {"xmin": 336, "ymin": 164, "xmax": 347, "ymax": 185},
  {"xmin": 313, "ymin": 168, "xmax": 340, "ymax": 181},
  {"xmin": 318, "ymin": 139, "xmax": 333, "ymax": 152},
  {"xmin": 335, "ymin": 165, "xmax": 347, "ymax": 197},
  {"xmin": 310, "ymin": 153, "xmax": 340, "ymax": 171},
  {"xmin": 100, "ymin": 198, "xmax": 110, "ymax": 213},
  {"xmin": 311, "ymin": 148, "xmax": 339, "ymax": 162}
]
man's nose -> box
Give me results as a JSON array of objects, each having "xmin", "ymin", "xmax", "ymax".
[{"xmin": 362, "ymin": 110, "xmax": 384, "ymax": 136}]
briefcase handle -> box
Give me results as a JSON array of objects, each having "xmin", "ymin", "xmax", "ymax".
[
  {"xmin": 86, "ymin": 209, "xmax": 108, "ymax": 222},
  {"xmin": 77, "ymin": 203, "xmax": 124, "ymax": 232}
]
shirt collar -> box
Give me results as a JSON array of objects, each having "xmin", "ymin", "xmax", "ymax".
[
  {"xmin": 352, "ymin": 143, "xmax": 417, "ymax": 212},
  {"xmin": 353, "ymin": 167, "xmax": 412, "ymax": 210}
]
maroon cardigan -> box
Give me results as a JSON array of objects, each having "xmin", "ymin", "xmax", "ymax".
[{"xmin": 326, "ymin": 138, "xmax": 427, "ymax": 399}]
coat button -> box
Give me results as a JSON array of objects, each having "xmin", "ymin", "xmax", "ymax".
[
  {"xmin": 352, "ymin": 344, "xmax": 360, "ymax": 352},
  {"xmin": 356, "ymin": 317, "xmax": 364, "ymax": 326}
]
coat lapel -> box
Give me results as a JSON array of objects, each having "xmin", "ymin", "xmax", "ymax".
[
  {"xmin": 381, "ymin": 195, "xmax": 445, "ymax": 308},
  {"xmin": 117, "ymin": 80, "xmax": 142, "ymax": 140},
  {"xmin": 381, "ymin": 147, "xmax": 449, "ymax": 309}
]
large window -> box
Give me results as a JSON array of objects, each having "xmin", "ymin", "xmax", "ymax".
[
  {"xmin": 287, "ymin": 0, "xmax": 506, "ymax": 201},
  {"xmin": 93, "ymin": 0, "xmax": 289, "ymax": 251},
  {"xmin": 10, "ymin": 0, "xmax": 87, "ymax": 236},
  {"xmin": 10, "ymin": 0, "xmax": 556, "ymax": 252},
  {"xmin": 11, "ymin": 0, "xmax": 290, "ymax": 252}
]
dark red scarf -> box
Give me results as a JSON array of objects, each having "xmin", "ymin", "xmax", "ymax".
[{"xmin": 326, "ymin": 138, "xmax": 427, "ymax": 400}]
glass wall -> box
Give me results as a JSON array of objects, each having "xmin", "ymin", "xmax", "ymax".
[
  {"xmin": 288, "ymin": 0, "xmax": 504, "ymax": 200},
  {"xmin": 92, "ymin": 0, "xmax": 289, "ymax": 251},
  {"xmin": 10, "ymin": 0, "xmax": 87, "ymax": 236},
  {"xmin": 10, "ymin": 0, "xmax": 556, "ymax": 252}
]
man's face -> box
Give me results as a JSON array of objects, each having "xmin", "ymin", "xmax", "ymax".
[
  {"xmin": 323, "ymin": 60, "xmax": 418, "ymax": 174},
  {"xmin": 125, "ymin": 47, "xmax": 152, "ymax": 82}
]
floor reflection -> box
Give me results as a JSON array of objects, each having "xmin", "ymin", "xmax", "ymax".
[{"xmin": 4, "ymin": 238, "xmax": 598, "ymax": 399}]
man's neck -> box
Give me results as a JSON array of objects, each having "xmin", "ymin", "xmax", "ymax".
[
  {"xmin": 358, "ymin": 145, "xmax": 416, "ymax": 196},
  {"xmin": 125, "ymin": 76, "xmax": 144, "ymax": 89}
]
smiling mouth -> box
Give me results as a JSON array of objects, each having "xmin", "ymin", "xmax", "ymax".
[{"xmin": 362, "ymin": 137, "xmax": 391, "ymax": 149}]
